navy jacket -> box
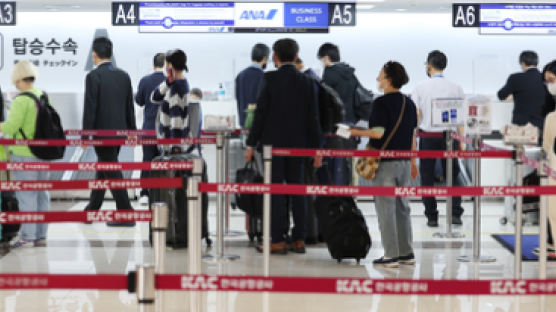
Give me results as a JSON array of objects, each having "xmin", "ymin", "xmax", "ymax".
[
  {"xmin": 83, "ymin": 62, "xmax": 136, "ymax": 133},
  {"xmin": 322, "ymin": 63, "xmax": 358, "ymax": 124},
  {"xmin": 498, "ymin": 68, "xmax": 546, "ymax": 130},
  {"xmin": 235, "ymin": 65, "xmax": 264, "ymax": 127},
  {"xmin": 247, "ymin": 65, "xmax": 322, "ymax": 149},
  {"xmin": 135, "ymin": 71, "xmax": 166, "ymax": 130}
]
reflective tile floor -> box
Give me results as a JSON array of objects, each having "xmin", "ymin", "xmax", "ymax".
[{"xmin": 0, "ymin": 199, "xmax": 555, "ymax": 312}]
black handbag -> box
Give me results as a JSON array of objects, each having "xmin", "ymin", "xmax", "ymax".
[{"xmin": 235, "ymin": 161, "xmax": 264, "ymax": 218}]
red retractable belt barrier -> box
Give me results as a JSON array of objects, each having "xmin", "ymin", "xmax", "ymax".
[
  {"xmin": 0, "ymin": 274, "xmax": 128, "ymax": 290},
  {"xmin": 0, "ymin": 137, "xmax": 216, "ymax": 146},
  {"xmin": 201, "ymin": 129, "xmax": 245, "ymax": 136},
  {"xmin": 199, "ymin": 183, "xmax": 556, "ymax": 197},
  {"xmin": 65, "ymin": 130, "xmax": 157, "ymax": 136},
  {"xmin": 0, "ymin": 211, "xmax": 152, "ymax": 224},
  {"xmin": 0, "ymin": 177, "xmax": 181, "ymax": 191},
  {"xmin": 0, "ymin": 161, "xmax": 193, "ymax": 171},
  {"xmin": 417, "ymin": 131, "xmax": 444, "ymax": 138},
  {"xmin": 156, "ymin": 274, "xmax": 556, "ymax": 296},
  {"xmin": 271, "ymin": 148, "xmax": 513, "ymax": 159}
]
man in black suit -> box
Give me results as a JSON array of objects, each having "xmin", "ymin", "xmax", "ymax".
[
  {"xmin": 498, "ymin": 50, "xmax": 546, "ymax": 131},
  {"xmin": 82, "ymin": 37, "xmax": 137, "ymax": 226},
  {"xmin": 245, "ymin": 38, "xmax": 323, "ymax": 254}
]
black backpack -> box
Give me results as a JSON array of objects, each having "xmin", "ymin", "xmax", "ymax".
[
  {"xmin": 17, "ymin": 91, "xmax": 65, "ymax": 160},
  {"xmin": 353, "ymin": 76, "xmax": 375, "ymax": 121},
  {"xmin": 315, "ymin": 80, "xmax": 345, "ymax": 134}
]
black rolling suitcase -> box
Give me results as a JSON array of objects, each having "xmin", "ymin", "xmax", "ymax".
[
  {"xmin": 1, "ymin": 191, "xmax": 19, "ymax": 242},
  {"xmin": 235, "ymin": 161, "xmax": 264, "ymax": 244},
  {"xmin": 148, "ymin": 154, "xmax": 212, "ymax": 249},
  {"xmin": 316, "ymin": 196, "xmax": 371, "ymax": 263}
]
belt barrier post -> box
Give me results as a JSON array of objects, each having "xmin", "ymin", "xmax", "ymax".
[
  {"xmin": 205, "ymin": 133, "xmax": 239, "ymax": 263},
  {"xmin": 514, "ymin": 144, "xmax": 525, "ymax": 278},
  {"xmin": 188, "ymin": 158, "xmax": 205, "ymax": 273},
  {"xmin": 434, "ymin": 130, "xmax": 464, "ymax": 239},
  {"xmin": 136, "ymin": 265, "xmax": 155, "ymax": 312},
  {"xmin": 223, "ymin": 131, "xmax": 242, "ymax": 237},
  {"xmin": 151, "ymin": 202, "xmax": 168, "ymax": 274},
  {"xmin": 263, "ymin": 145, "xmax": 272, "ymax": 277},
  {"xmin": 458, "ymin": 136, "xmax": 495, "ymax": 264},
  {"xmin": 538, "ymin": 151, "xmax": 548, "ymax": 279}
]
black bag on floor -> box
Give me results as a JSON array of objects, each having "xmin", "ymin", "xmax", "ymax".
[
  {"xmin": 304, "ymin": 159, "xmax": 322, "ymax": 244},
  {"xmin": 1, "ymin": 191, "xmax": 19, "ymax": 242},
  {"xmin": 235, "ymin": 161, "xmax": 263, "ymax": 218},
  {"xmin": 315, "ymin": 196, "xmax": 371, "ymax": 263},
  {"xmin": 148, "ymin": 154, "xmax": 211, "ymax": 248}
]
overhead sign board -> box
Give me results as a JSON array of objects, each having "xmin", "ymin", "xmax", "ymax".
[
  {"xmin": 0, "ymin": 2, "xmax": 15, "ymax": 26},
  {"xmin": 329, "ymin": 3, "xmax": 355, "ymax": 26},
  {"xmin": 284, "ymin": 3, "xmax": 329, "ymax": 28},
  {"xmin": 480, "ymin": 4, "xmax": 556, "ymax": 34},
  {"xmin": 452, "ymin": 3, "xmax": 480, "ymax": 27},
  {"xmin": 139, "ymin": 2, "xmax": 235, "ymax": 33}
]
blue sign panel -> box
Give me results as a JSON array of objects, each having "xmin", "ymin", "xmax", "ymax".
[{"xmin": 284, "ymin": 3, "xmax": 328, "ymax": 28}]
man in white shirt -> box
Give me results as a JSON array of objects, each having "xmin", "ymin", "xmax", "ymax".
[{"xmin": 411, "ymin": 50, "xmax": 465, "ymax": 228}]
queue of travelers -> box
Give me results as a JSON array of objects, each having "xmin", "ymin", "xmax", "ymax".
[{"xmin": 1, "ymin": 36, "xmax": 555, "ymax": 267}]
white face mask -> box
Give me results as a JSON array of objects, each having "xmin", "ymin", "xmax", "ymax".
[
  {"xmin": 376, "ymin": 81, "xmax": 384, "ymax": 93},
  {"xmin": 548, "ymin": 82, "xmax": 556, "ymax": 96}
]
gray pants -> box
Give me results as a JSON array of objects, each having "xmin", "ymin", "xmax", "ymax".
[
  {"xmin": 10, "ymin": 154, "xmax": 50, "ymax": 241},
  {"xmin": 373, "ymin": 160, "xmax": 413, "ymax": 259}
]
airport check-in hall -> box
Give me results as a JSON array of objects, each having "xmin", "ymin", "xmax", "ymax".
[{"xmin": 0, "ymin": 0, "xmax": 555, "ymax": 311}]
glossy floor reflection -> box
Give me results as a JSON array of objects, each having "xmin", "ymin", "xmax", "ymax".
[{"xmin": 0, "ymin": 199, "xmax": 553, "ymax": 311}]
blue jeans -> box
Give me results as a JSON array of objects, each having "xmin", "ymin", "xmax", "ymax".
[
  {"xmin": 10, "ymin": 154, "xmax": 50, "ymax": 241},
  {"xmin": 373, "ymin": 160, "xmax": 413, "ymax": 259}
]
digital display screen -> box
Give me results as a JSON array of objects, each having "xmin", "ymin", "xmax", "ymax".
[
  {"xmin": 480, "ymin": 4, "xmax": 556, "ymax": 35},
  {"xmin": 139, "ymin": 2, "xmax": 329, "ymax": 33}
]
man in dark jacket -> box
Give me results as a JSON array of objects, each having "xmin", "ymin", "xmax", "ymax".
[
  {"xmin": 135, "ymin": 53, "xmax": 166, "ymax": 205},
  {"xmin": 235, "ymin": 43, "xmax": 269, "ymax": 128},
  {"xmin": 498, "ymin": 50, "xmax": 546, "ymax": 131},
  {"xmin": 245, "ymin": 38, "xmax": 322, "ymax": 255},
  {"xmin": 317, "ymin": 43, "xmax": 359, "ymax": 185},
  {"xmin": 82, "ymin": 37, "xmax": 137, "ymax": 226}
]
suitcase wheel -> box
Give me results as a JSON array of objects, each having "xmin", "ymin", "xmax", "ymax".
[
  {"xmin": 499, "ymin": 217, "xmax": 507, "ymax": 225},
  {"xmin": 356, "ymin": 258, "xmax": 361, "ymax": 264},
  {"xmin": 205, "ymin": 238, "xmax": 213, "ymax": 248},
  {"xmin": 337, "ymin": 258, "xmax": 342, "ymax": 263}
]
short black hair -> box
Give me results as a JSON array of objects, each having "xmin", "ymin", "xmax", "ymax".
[
  {"xmin": 166, "ymin": 49, "xmax": 188, "ymax": 72},
  {"xmin": 427, "ymin": 50, "xmax": 447, "ymax": 70},
  {"xmin": 383, "ymin": 61, "xmax": 409, "ymax": 89},
  {"xmin": 153, "ymin": 53, "xmax": 165, "ymax": 68},
  {"xmin": 544, "ymin": 60, "xmax": 556, "ymax": 80},
  {"xmin": 317, "ymin": 43, "xmax": 340, "ymax": 62},
  {"xmin": 251, "ymin": 43, "xmax": 270, "ymax": 62},
  {"xmin": 22, "ymin": 77, "xmax": 35, "ymax": 83},
  {"xmin": 520, "ymin": 50, "xmax": 538, "ymax": 66},
  {"xmin": 273, "ymin": 38, "xmax": 299, "ymax": 63},
  {"xmin": 190, "ymin": 88, "xmax": 203, "ymax": 99},
  {"xmin": 92, "ymin": 37, "xmax": 113, "ymax": 59}
]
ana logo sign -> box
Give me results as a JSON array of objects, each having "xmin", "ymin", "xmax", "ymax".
[
  {"xmin": 490, "ymin": 281, "xmax": 526, "ymax": 295},
  {"xmin": 240, "ymin": 9, "xmax": 278, "ymax": 20},
  {"xmin": 181, "ymin": 276, "xmax": 218, "ymax": 290},
  {"xmin": 337, "ymin": 280, "xmax": 373, "ymax": 294}
]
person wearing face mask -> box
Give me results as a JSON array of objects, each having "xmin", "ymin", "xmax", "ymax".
[
  {"xmin": 498, "ymin": 51, "xmax": 546, "ymax": 132},
  {"xmin": 411, "ymin": 50, "xmax": 465, "ymax": 227},
  {"xmin": 235, "ymin": 43, "xmax": 270, "ymax": 129},
  {"xmin": 350, "ymin": 61, "xmax": 418, "ymax": 268},
  {"xmin": 539, "ymin": 60, "xmax": 556, "ymax": 257}
]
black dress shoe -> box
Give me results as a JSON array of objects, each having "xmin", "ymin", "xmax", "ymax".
[
  {"xmin": 452, "ymin": 216, "xmax": 463, "ymax": 225},
  {"xmin": 427, "ymin": 219, "xmax": 439, "ymax": 227}
]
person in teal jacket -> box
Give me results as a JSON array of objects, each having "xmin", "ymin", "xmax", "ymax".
[{"xmin": 0, "ymin": 60, "xmax": 50, "ymax": 248}]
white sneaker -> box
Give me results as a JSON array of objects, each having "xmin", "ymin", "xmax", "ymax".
[
  {"xmin": 10, "ymin": 239, "xmax": 34, "ymax": 249},
  {"xmin": 139, "ymin": 196, "xmax": 149, "ymax": 206}
]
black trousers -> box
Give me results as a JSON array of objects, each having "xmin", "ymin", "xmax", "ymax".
[
  {"xmin": 86, "ymin": 146, "xmax": 133, "ymax": 210},
  {"xmin": 271, "ymin": 157, "xmax": 306, "ymax": 244},
  {"xmin": 140, "ymin": 144, "xmax": 160, "ymax": 196},
  {"xmin": 419, "ymin": 137, "xmax": 464, "ymax": 220}
]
